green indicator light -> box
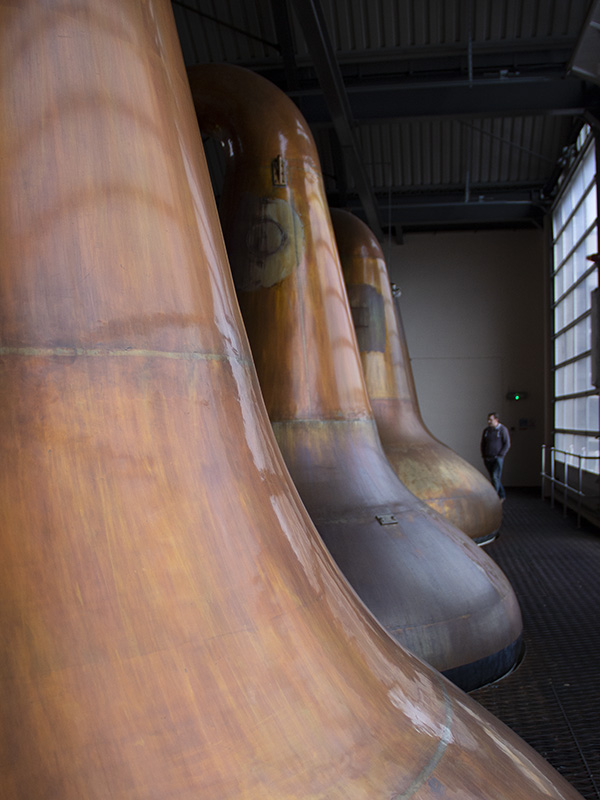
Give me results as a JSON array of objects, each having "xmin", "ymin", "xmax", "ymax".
[{"xmin": 506, "ymin": 391, "xmax": 527, "ymax": 401}]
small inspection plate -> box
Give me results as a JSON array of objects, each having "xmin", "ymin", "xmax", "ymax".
[{"xmin": 376, "ymin": 514, "xmax": 398, "ymax": 525}]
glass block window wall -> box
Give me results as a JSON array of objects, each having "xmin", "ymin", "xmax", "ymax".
[{"xmin": 551, "ymin": 126, "xmax": 599, "ymax": 472}]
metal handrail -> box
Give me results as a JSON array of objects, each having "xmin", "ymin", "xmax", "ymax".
[{"xmin": 541, "ymin": 445, "xmax": 600, "ymax": 527}]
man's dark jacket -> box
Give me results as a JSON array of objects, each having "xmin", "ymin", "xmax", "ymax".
[{"xmin": 481, "ymin": 423, "xmax": 510, "ymax": 458}]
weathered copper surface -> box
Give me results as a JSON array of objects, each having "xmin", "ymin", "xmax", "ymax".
[
  {"xmin": 190, "ymin": 63, "xmax": 522, "ymax": 690},
  {"xmin": 0, "ymin": 3, "xmax": 584, "ymax": 796},
  {"xmin": 331, "ymin": 208, "xmax": 503, "ymax": 542}
]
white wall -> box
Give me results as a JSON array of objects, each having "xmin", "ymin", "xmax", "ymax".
[{"xmin": 386, "ymin": 228, "xmax": 546, "ymax": 486}]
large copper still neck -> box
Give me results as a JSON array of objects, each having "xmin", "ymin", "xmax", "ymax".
[
  {"xmin": 331, "ymin": 208, "xmax": 503, "ymax": 541},
  {"xmin": 0, "ymin": 3, "xmax": 585, "ymax": 798},
  {"xmin": 189, "ymin": 62, "xmax": 372, "ymax": 423},
  {"xmin": 190, "ymin": 63, "xmax": 523, "ymax": 691},
  {"xmin": 331, "ymin": 208, "xmax": 425, "ymax": 422}
]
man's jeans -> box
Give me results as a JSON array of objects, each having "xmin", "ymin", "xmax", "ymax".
[{"xmin": 484, "ymin": 456, "xmax": 505, "ymax": 499}]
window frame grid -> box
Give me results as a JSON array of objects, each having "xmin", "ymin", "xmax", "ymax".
[
  {"xmin": 551, "ymin": 180, "xmax": 597, "ymax": 257},
  {"xmin": 551, "ymin": 225, "xmax": 598, "ymax": 292},
  {"xmin": 551, "ymin": 129, "xmax": 599, "ymax": 472},
  {"xmin": 553, "ymin": 307, "xmax": 592, "ymax": 344}
]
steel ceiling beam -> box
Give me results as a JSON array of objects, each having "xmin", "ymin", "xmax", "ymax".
[
  {"xmin": 287, "ymin": 0, "xmax": 386, "ymax": 240},
  {"xmin": 293, "ymin": 76, "xmax": 599, "ymax": 125},
  {"xmin": 270, "ymin": 0, "xmax": 300, "ymax": 92},
  {"xmin": 341, "ymin": 189, "xmax": 548, "ymax": 230},
  {"xmin": 569, "ymin": 0, "xmax": 600, "ymax": 86}
]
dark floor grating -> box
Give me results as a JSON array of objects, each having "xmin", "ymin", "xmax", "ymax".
[{"xmin": 469, "ymin": 488, "xmax": 600, "ymax": 799}]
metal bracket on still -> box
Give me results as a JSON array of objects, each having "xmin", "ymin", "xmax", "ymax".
[
  {"xmin": 272, "ymin": 154, "xmax": 287, "ymax": 187},
  {"xmin": 376, "ymin": 514, "xmax": 398, "ymax": 525}
]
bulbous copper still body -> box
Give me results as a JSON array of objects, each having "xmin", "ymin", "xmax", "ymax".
[
  {"xmin": 189, "ymin": 63, "xmax": 522, "ymax": 691},
  {"xmin": 331, "ymin": 208, "xmax": 503, "ymax": 543},
  {"xmin": 1, "ymin": 2, "xmax": 584, "ymax": 797}
]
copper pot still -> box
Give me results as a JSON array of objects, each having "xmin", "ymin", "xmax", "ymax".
[
  {"xmin": 331, "ymin": 207, "xmax": 503, "ymax": 543},
  {"xmin": 189, "ymin": 63, "xmax": 523, "ymax": 692},
  {"xmin": 0, "ymin": 1, "xmax": 584, "ymax": 797}
]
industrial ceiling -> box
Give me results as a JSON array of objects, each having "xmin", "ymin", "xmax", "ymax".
[{"xmin": 172, "ymin": 0, "xmax": 600, "ymax": 238}]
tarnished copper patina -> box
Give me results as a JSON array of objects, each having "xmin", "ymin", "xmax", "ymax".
[
  {"xmin": 190, "ymin": 63, "xmax": 522, "ymax": 691},
  {"xmin": 331, "ymin": 208, "xmax": 503, "ymax": 543},
  {"xmin": 0, "ymin": 3, "xmax": 585, "ymax": 796}
]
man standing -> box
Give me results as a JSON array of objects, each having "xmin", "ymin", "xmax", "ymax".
[{"xmin": 481, "ymin": 412, "xmax": 510, "ymax": 502}]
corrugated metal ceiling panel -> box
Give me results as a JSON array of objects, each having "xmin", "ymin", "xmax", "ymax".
[
  {"xmin": 314, "ymin": 114, "xmax": 572, "ymax": 192},
  {"xmin": 173, "ymin": 0, "xmax": 281, "ymax": 66},
  {"xmin": 303, "ymin": 0, "xmax": 590, "ymax": 59},
  {"xmin": 175, "ymin": 0, "xmax": 597, "ymax": 229},
  {"xmin": 174, "ymin": 0, "xmax": 591, "ymax": 67}
]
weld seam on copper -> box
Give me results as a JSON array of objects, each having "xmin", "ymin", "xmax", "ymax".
[
  {"xmin": 271, "ymin": 417, "xmax": 375, "ymax": 425},
  {"xmin": 391, "ymin": 681, "xmax": 454, "ymax": 799},
  {"xmin": 0, "ymin": 346, "xmax": 252, "ymax": 365}
]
